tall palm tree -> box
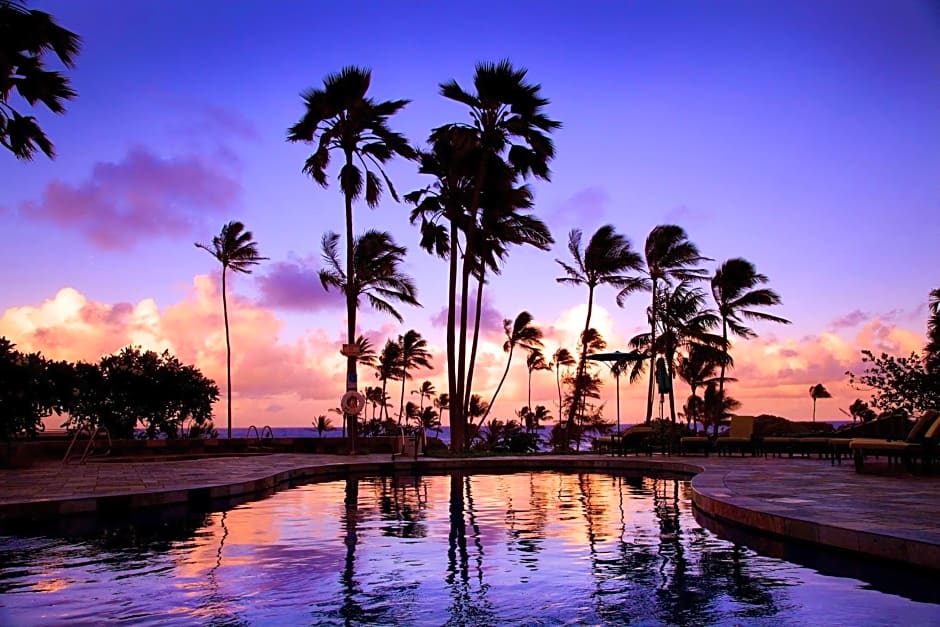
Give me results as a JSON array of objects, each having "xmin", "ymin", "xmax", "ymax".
[
  {"xmin": 412, "ymin": 380, "xmax": 436, "ymax": 411},
  {"xmin": 711, "ymin": 258, "xmax": 789, "ymax": 393},
  {"xmin": 551, "ymin": 347, "xmax": 575, "ymax": 421},
  {"xmin": 556, "ymin": 225, "xmax": 643, "ymax": 425},
  {"xmin": 525, "ymin": 349, "xmax": 551, "ymax": 410},
  {"xmin": 411, "ymin": 61, "xmax": 559, "ymax": 453},
  {"xmin": 481, "ymin": 311, "xmax": 544, "ymax": 423},
  {"xmin": 374, "ymin": 340, "xmax": 402, "ymax": 421},
  {"xmin": 397, "ymin": 330, "xmax": 433, "ymax": 425},
  {"xmin": 809, "ymin": 383, "xmax": 831, "ymax": 422},
  {"xmin": 637, "ymin": 225, "xmax": 709, "ymax": 423},
  {"xmin": 1, "ymin": 0, "xmax": 80, "ymax": 160},
  {"xmin": 195, "ymin": 221, "xmax": 267, "ymax": 439},
  {"xmin": 288, "ymin": 66, "xmax": 415, "ymax": 452},
  {"xmin": 676, "ymin": 343, "xmax": 729, "ymax": 430}
]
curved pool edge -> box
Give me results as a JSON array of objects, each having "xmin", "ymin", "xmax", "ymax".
[{"xmin": 1, "ymin": 453, "xmax": 938, "ymax": 574}]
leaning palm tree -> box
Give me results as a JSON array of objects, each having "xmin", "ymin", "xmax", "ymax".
[
  {"xmin": 396, "ymin": 330, "xmax": 433, "ymax": 424},
  {"xmin": 551, "ymin": 347, "xmax": 575, "ymax": 421},
  {"xmin": 525, "ymin": 349, "xmax": 551, "ymax": 410},
  {"xmin": 636, "ymin": 225, "xmax": 710, "ymax": 423},
  {"xmin": 288, "ymin": 66, "xmax": 415, "ymax": 451},
  {"xmin": 1, "ymin": 0, "xmax": 81, "ymax": 160},
  {"xmin": 414, "ymin": 60, "xmax": 559, "ymax": 453},
  {"xmin": 556, "ymin": 225, "xmax": 643, "ymax": 425},
  {"xmin": 195, "ymin": 221, "xmax": 268, "ymax": 439},
  {"xmin": 314, "ymin": 414, "xmax": 334, "ymax": 437},
  {"xmin": 711, "ymin": 257, "xmax": 789, "ymax": 393},
  {"xmin": 480, "ymin": 311, "xmax": 544, "ymax": 423},
  {"xmin": 809, "ymin": 383, "xmax": 832, "ymax": 422}
]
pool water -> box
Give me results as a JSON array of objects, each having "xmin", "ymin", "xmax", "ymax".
[{"xmin": 1, "ymin": 471, "xmax": 938, "ymax": 625}]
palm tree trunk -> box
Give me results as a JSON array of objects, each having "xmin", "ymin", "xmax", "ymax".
[
  {"xmin": 812, "ymin": 398, "xmax": 816, "ymax": 422},
  {"xmin": 447, "ymin": 213, "xmax": 464, "ymax": 452},
  {"xmin": 398, "ymin": 373, "xmax": 407, "ymax": 427},
  {"xmin": 719, "ymin": 317, "xmax": 728, "ymax": 394},
  {"xmin": 646, "ymin": 279, "xmax": 658, "ymax": 424},
  {"xmin": 382, "ymin": 379, "xmax": 390, "ymax": 420},
  {"xmin": 463, "ymin": 272, "xmax": 486, "ymax": 415},
  {"xmin": 570, "ymin": 286, "xmax": 595, "ymax": 424},
  {"xmin": 222, "ymin": 267, "xmax": 232, "ymax": 439},
  {"xmin": 556, "ymin": 363, "xmax": 563, "ymax": 421},
  {"xmin": 528, "ymin": 369, "xmax": 533, "ymax": 410},
  {"xmin": 667, "ymin": 356, "xmax": 677, "ymax": 424},
  {"xmin": 480, "ymin": 345, "xmax": 514, "ymax": 425},
  {"xmin": 343, "ymin": 151, "xmax": 358, "ymax": 454}
]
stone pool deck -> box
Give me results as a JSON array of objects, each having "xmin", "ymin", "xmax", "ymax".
[{"xmin": 0, "ymin": 453, "xmax": 938, "ymax": 572}]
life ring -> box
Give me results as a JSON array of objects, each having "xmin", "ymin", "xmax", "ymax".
[{"xmin": 340, "ymin": 391, "xmax": 366, "ymax": 415}]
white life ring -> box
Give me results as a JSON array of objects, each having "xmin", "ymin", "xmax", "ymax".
[{"xmin": 340, "ymin": 391, "xmax": 366, "ymax": 415}]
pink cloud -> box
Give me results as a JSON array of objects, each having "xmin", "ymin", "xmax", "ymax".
[
  {"xmin": 829, "ymin": 309, "xmax": 869, "ymax": 329},
  {"xmin": 255, "ymin": 256, "xmax": 343, "ymax": 311},
  {"xmin": 18, "ymin": 146, "xmax": 240, "ymax": 250}
]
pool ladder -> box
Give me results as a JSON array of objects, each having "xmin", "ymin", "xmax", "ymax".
[
  {"xmin": 63, "ymin": 425, "xmax": 112, "ymax": 464},
  {"xmin": 246, "ymin": 425, "xmax": 274, "ymax": 448}
]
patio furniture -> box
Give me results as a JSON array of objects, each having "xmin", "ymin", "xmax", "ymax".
[
  {"xmin": 617, "ymin": 424, "xmax": 654, "ymax": 456},
  {"xmin": 716, "ymin": 415, "xmax": 757, "ymax": 456},
  {"xmin": 849, "ymin": 411, "xmax": 940, "ymax": 473},
  {"xmin": 679, "ymin": 432, "xmax": 711, "ymax": 456}
]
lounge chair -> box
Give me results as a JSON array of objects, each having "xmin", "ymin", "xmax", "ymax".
[
  {"xmin": 715, "ymin": 415, "xmax": 756, "ymax": 456},
  {"xmin": 617, "ymin": 424, "xmax": 654, "ymax": 456},
  {"xmin": 680, "ymin": 431, "xmax": 711, "ymax": 456},
  {"xmin": 849, "ymin": 411, "xmax": 940, "ymax": 473}
]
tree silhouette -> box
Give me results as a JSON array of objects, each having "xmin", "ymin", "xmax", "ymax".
[
  {"xmin": 195, "ymin": 221, "xmax": 267, "ymax": 438},
  {"xmin": 1, "ymin": 0, "xmax": 80, "ymax": 159},
  {"xmin": 809, "ymin": 383, "xmax": 831, "ymax": 422},
  {"xmin": 288, "ymin": 66, "xmax": 414, "ymax": 451}
]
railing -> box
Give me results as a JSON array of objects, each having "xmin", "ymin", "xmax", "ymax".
[
  {"xmin": 246, "ymin": 425, "xmax": 274, "ymax": 448},
  {"xmin": 63, "ymin": 425, "xmax": 112, "ymax": 464}
]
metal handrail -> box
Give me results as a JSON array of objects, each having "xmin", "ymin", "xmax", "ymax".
[{"xmin": 63, "ymin": 425, "xmax": 112, "ymax": 464}]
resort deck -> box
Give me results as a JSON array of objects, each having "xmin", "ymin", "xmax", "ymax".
[{"xmin": 1, "ymin": 453, "xmax": 938, "ymax": 572}]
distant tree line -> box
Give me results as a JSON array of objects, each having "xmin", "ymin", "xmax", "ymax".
[{"xmin": 0, "ymin": 338, "xmax": 218, "ymax": 441}]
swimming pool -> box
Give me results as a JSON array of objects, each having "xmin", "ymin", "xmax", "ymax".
[{"xmin": 1, "ymin": 471, "xmax": 937, "ymax": 625}]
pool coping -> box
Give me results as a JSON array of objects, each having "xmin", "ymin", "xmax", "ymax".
[{"xmin": 1, "ymin": 454, "xmax": 938, "ymax": 573}]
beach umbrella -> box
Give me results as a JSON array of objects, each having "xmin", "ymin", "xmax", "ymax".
[{"xmin": 587, "ymin": 350, "xmax": 644, "ymax": 433}]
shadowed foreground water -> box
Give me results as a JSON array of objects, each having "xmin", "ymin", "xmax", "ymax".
[{"xmin": 1, "ymin": 471, "xmax": 938, "ymax": 625}]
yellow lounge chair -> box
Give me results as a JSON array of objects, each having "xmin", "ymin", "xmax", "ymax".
[{"xmin": 849, "ymin": 411, "xmax": 940, "ymax": 473}]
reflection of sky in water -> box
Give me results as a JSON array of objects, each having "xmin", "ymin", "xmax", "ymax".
[{"xmin": 0, "ymin": 472, "xmax": 938, "ymax": 626}]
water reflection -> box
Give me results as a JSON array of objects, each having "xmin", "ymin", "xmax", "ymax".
[{"xmin": 1, "ymin": 471, "xmax": 938, "ymax": 626}]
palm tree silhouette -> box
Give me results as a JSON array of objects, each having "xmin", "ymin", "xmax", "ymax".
[
  {"xmin": 396, "ymin": 330, "xmax": 433, "ymax": 425},
  {"xmin": 313, "ymin": 414, "xmax": 333, "ymax": 437},
  {"xmin": 1, "ymin": 0, "xmax": 80, "ymax": 160},
  {"xmin": 195, "ymin": 221, "xmax": 267, "ymax": 439},
  {"xmin": 925, "ymin": 288, "xmax": 939, "ymax": 373},
  {"xmin": 556, "ymin": 225, "xmax": 643, "ymax": 426},
  {"xmin": 288, "ymin": 66, "xmax": 415, "ymax": 451},
  {"xmin": 809, "ymin": 383, "xmax": 831, "ymax": 422},
  {"xmin": 551, "ymin": 347, "xmax": 575, "ymax": 422},
  {"xmin": 374, "ymin": 339, "xmax": 402, "ymax": 422},
  {"xmin": 412, "ymin": 380, "xmax": 436, "ymax": 411},
  {"xmin": 711, "ymin": 257, "xmax": 789, "ymax": 393},
  {"xmin": 418, "ymin": 60, "xmax": 560, "ymax": 452},
  {"xmin": 481, "ymin": 311, "xmax": 544, "ymax": 424},
  {"xmin": 637, "ymin": 225, "xmax": 709, "ymax": 423},
  {"xmin": 703, "ymin": 381, "xmax": 741, "ymax": 436},
  {"xmin": 525, "ymin": 349, "xmax": 551, "ymax": 410}
]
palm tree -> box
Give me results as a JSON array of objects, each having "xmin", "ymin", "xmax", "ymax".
[
  {"xmin": 676, "ymin": 343, "xmax": 728, "ymax": 431},
  {"xmin": 354, "ymin": 335, "xmax": 378, "ymax": 371},
  {"xmin": 314, "ymin": 414, "xmax": 334, "ymax": 437},
  {"xmin": 525, "ymin": 349, "xmax": 551, "ymax": 410},
  {"xmin": 195, "ymin": 221, "xmax": 268, "ymax": 439},
  {"xmin": 925, "ymin": 288, "xmax": 940, "ymax": 373},
  {"xmin": 809, "ymin": 383, "xmax": 831, "ymax": 422},
  {"xmin": 711, "ymin": 258, "xmax": 789, "ymax": 393},
  {"xmin": 364, "ymin": 386, "xmax": 385, "ymax": 420},
  {"xmin": 702, "ymin": 381, "xmax": 741, "ymax": 437},
  {"xmin": 375, "ymin": 339, "xmax": 402, "ymax": 421},
  {"xmin": 551, "ymin": 347, "xmax": 575, "ymax": 421},
  {"xmin": 556, "ymin": 225, "xmax": 643, "ymax": 425},
  {"xmin": 481, "ymin": 311, "xmax": 544, "ymax": 424},
  {"xmin": 410, "ymin": 61, "xmax": 559, "ymax": 453},
  {"xmin": 637, "ymin": 225, "xmax": 710, "ymax": 423},
  {"xmin": 434, "ymin": 392, "xmax": 449, "ymax": 437},
  {"xmin": 412, "ymin": 380, "xmax": 436, "ymax": 411},
  {"xmin": 397, "ymin": 330, "xmax": 433, "ymax": 425},
  {"xmin": 288, "ymin": 66, "xmax": 415, "ymax": 452},
  {"xmin": 1, "ymin": 0, "xmax": 80, "ymax": 160}
]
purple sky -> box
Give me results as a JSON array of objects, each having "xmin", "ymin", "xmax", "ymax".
[{"xmin": 2, "ymin": 0, "xmax": 938, "ymax": 425}]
